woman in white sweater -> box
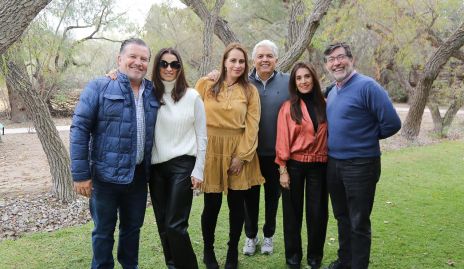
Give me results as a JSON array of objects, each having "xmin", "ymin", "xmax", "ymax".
[{"xmin": 149, "ymin": 48, "xmax": 207, "ymax": 269}]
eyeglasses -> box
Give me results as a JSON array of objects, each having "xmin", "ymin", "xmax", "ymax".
[
  {"xmin": 159, "ymin": 60, "xmax": 181, "ymax": 70},
  {"xmin": 326, "ymin": 54, "xmax": 348, "ymax": 64}
]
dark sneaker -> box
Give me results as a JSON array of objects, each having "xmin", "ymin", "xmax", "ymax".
[{"xmin": 325, "ymin": 260, "xmax": 351, "ymax": 269}]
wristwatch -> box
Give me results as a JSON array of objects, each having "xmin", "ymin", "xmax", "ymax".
[{"xmin": 278, "ymin": 166, "xmax": 287, "ymax": 175}]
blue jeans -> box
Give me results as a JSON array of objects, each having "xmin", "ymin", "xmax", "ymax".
[
  {"xmin": 327, "ymin": 157, "xmax": 381, "ymax": 269},
  {"xmin": 89, "ymin": 165, "xmax": 147, "ymax": 269}
]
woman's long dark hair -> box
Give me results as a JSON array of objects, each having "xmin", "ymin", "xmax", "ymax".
[
  {"xmin": 151, "ymin": 48, "xmax": 189, "ymax": 104},
  {"xmin": 210, "ymin": 42, "xmax": 251, "ymax": 101},
  {"xmin": 288, "ymin": 62, "xmax": 326, "ymax": 124}
]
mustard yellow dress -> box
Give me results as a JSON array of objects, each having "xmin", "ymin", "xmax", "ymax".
[{"xmin": 195, "ymin": 77, "xmax": 264, "ymax": 193}]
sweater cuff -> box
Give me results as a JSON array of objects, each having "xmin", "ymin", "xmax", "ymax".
[
  {"xmin": 274, "ymin": 157, "xmax": 286, "ymax": 167},
  {"xmin": 72, "ymin": 172, "xmax": 91, "ymax": 182},
  {"xmin": 191, "ymin": 168, "xmax": 204, "ymax": 182}
]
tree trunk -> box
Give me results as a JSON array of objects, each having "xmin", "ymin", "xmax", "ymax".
[
  {"xmin": 0, "ymin": 0, "xmax": 52, "ymax": 55},
  {"xmin": 401, "ymin": 22, "xmax": 464, "ymax": 140},
  {"xmin": 286, "ymin": 0, "xmax": 305, "ymax": 51},
  {"xmin": 5, "ymin": 79, "xmax": 28, "ymax": 122},
  {"xmin": 199, "ymin": 0, "xmax": 225, "ymax": 77},
  {"xmin": 428, "ymin": 103, "xmax": 444, "ymax": 136},
  {"xmin": 1, "ymin": 53, "xmax": 75, "ymax": 203},
  {"xmin": 442, "ymin": 92, "xmax": 464, "ymax": 131},
  {"xmin": 277, "ymin": 0, "xmax": 332, "ymax": 72},
  {"xmin": 428, "ymin": 91, "xmax": 464, "ymax": 138},
  {"xmin": 181, "ymin": 0, "xmax": 239, "ymax": 45}
]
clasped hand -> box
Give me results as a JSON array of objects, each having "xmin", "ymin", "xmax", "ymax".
[
  {"xmin": 228, "ymin": 157, "xmax": 244, "ymax": 176},
  {"xmin": 74, "ymin": 179, "xmax": 92, "ymax": 198}
]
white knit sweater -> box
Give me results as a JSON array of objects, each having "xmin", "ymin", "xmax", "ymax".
[{"xmin": 151, "ymin": 80, "xmax": 207, "ymax": 181}]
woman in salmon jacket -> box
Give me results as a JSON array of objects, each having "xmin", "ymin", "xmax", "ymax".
[{"xmin": 275, "ymin": 62, "xmax": 329, "ymax": 269}]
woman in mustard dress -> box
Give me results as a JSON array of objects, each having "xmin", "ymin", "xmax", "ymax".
[{"xmin": 195, "ymin": 42, "xmax": 264, "ymax": 269}]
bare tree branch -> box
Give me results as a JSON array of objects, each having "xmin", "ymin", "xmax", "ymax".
[
  {"xmin": 199, "ymin": 0, "xmax": 225, "ymax": 76},
  {"xmin": 254, "ymin": 14, "xmax": 275, "ymax": 25},
  {"xmin": 277, "ymin": 0, "xmax": 332, "ymax": 72},
  {"xmin": 180, "ymin": 0, "xmax": 239, "ymax": 45},
  {"xmin": 54, "ymin": 0, "xmax": 74, "ymax": 36},
  {"xmin": 54, "ymin": 3, "xmax": 119, "ymax": 72},
  {"xmin": 424, "ymin": 28, "xmax": 464, "ymax": 62},
  {"xmin": 286, "ymin": 0, "xmax": 305, "ymax": 51}
]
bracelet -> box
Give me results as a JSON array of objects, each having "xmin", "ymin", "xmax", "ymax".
[{"xmin": 278, "ymin": 166, "xmax": 287, "ymax": 175}]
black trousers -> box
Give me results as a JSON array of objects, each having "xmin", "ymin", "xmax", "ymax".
[
  {"xmin": 201, "ymin": 189, "xmax": 246, "ymax": 254},
  {"xmin": 244, "ymin": 155, "xmax": 281, "ymax": 238},
  {"xmin": 282, "ymin": 160, "xmax": 328, "ymax": 267},
  {"xmin": 327, "ymin": 157, "xmax": 381, "ymax": 269},
  {"xmin": 149, "ymin": 155, "xmax": 198, "ymax": 269}
]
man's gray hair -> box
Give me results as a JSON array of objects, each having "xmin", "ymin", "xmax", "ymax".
[{"xmin": 252, "ymin": 40, "xmax": 278, "ymax": 59}]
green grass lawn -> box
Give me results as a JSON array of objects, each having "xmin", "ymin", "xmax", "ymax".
[{"xmin": 1, "ymin": 141, "xmax": 463, "ymax": 269}]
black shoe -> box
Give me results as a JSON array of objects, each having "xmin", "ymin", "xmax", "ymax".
[
  {"xmin": 308, "ymin": 259, "xmax": 322, "ymax": 269},
  {"xmin": 203, "ymin": 248, "xmax": 219, "ymax": 269},
  {"xmin": 325, "ymin": 260, "xmax": 351, "ymax": 269},
  {"xmin": 286, "ymin": 263, "xmax": 301, "ymax": 269},
  {"xmin": 224, "ymin": 247, "xmax": 238, "ymax": 269}
]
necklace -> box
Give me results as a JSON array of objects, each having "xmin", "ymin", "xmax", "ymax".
[
  {"xmin": 223, "ymin": 81, "xmax": 236, "ymax": 110},
  {"xmin": 227, "ymin": 81, "xmax": 238, "ymax": 88}
]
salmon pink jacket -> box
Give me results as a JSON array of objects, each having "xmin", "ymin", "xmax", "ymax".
[{"xmin": 275, "ymin": 100, "xmax": 328, "ymax": 167}]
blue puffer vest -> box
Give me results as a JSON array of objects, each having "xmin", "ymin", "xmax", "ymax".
[{"xmin": 70, "ymin": 73, "xmax": 159, "ymax": 184}]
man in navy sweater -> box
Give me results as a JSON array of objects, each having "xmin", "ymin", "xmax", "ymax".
[{"xmin": 323, "ymin": 42, "xmax": 401, "ymax": 269}]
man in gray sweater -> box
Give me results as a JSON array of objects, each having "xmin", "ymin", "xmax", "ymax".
[{"xmin": 243, "ymin": 40, "xmax": 290, "ymax": 256}]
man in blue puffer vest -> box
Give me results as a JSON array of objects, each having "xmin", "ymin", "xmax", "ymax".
[{"xmin": 70, "ymin": 38, "xmax": 159, "ymax": 269}]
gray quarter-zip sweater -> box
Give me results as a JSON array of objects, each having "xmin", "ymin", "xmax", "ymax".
[{"xmin": 249, "ymin": 68, "xmax": 290, "ymax": 157}]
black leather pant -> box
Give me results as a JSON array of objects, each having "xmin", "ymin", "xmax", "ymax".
[
  {"xmin": 282, "ymin": 160, "xmax": 328, "ymax": 267},
  {"xmin": 149, "ymin": 155, "xmax": 198, "ymax": 269}
]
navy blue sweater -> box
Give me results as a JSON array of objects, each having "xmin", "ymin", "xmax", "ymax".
[{"xmin": 326, "ymin": 73, "xmax": 401, "ymax": 159}]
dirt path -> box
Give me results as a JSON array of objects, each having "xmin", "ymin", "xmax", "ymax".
[{"xmin": 0, "ymin": 132, "xmax": 69, "ymax": 198}]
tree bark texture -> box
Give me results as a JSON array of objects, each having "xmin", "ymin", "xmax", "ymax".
[
  {"xmin": 401, "ymin": 22, "xmax": 464, "ymax": 140},
  {"xmin": 181, "ymin": 0, "xmax": 239, "ymax": 45},
  {"xmin": 286, "ymin": 0, "xmax": 305, "ymax": 51},
  {"xmin": 0, "ymin": 0, "xmax": 52, "ymax": 55},
  {"xmin": 428, "ymin": 103, "xmax": 444, "ymax": 135},
  {"xmin": 199, "ymin": 0, "xmax": 225, "ymax": 76},
  {"xmin": 277, "ymin": 0, "xmax": 332, "ymax": 72},
  {"xmin": 424, "ymin": 26, "xmax": 464, "ymax": 62},
  {"xmin": 2, "ymin": 55, "xmax": 75, "ymax": 202},
  {"xmin": 5, "ymin": 78, "xmax": 28, "ymax": 122},
  {"xmin": 428, "ymin": 92, "xmax": 464, "ymax": 137}
]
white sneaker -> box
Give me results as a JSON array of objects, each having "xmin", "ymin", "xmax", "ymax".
[
  {"xmin": 242, "ymin": 237, "xmax": 259, "ymax": 255},
  {"xmin": 261, "ymin": 237, "xmax": 273, "ymax": 254}
]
